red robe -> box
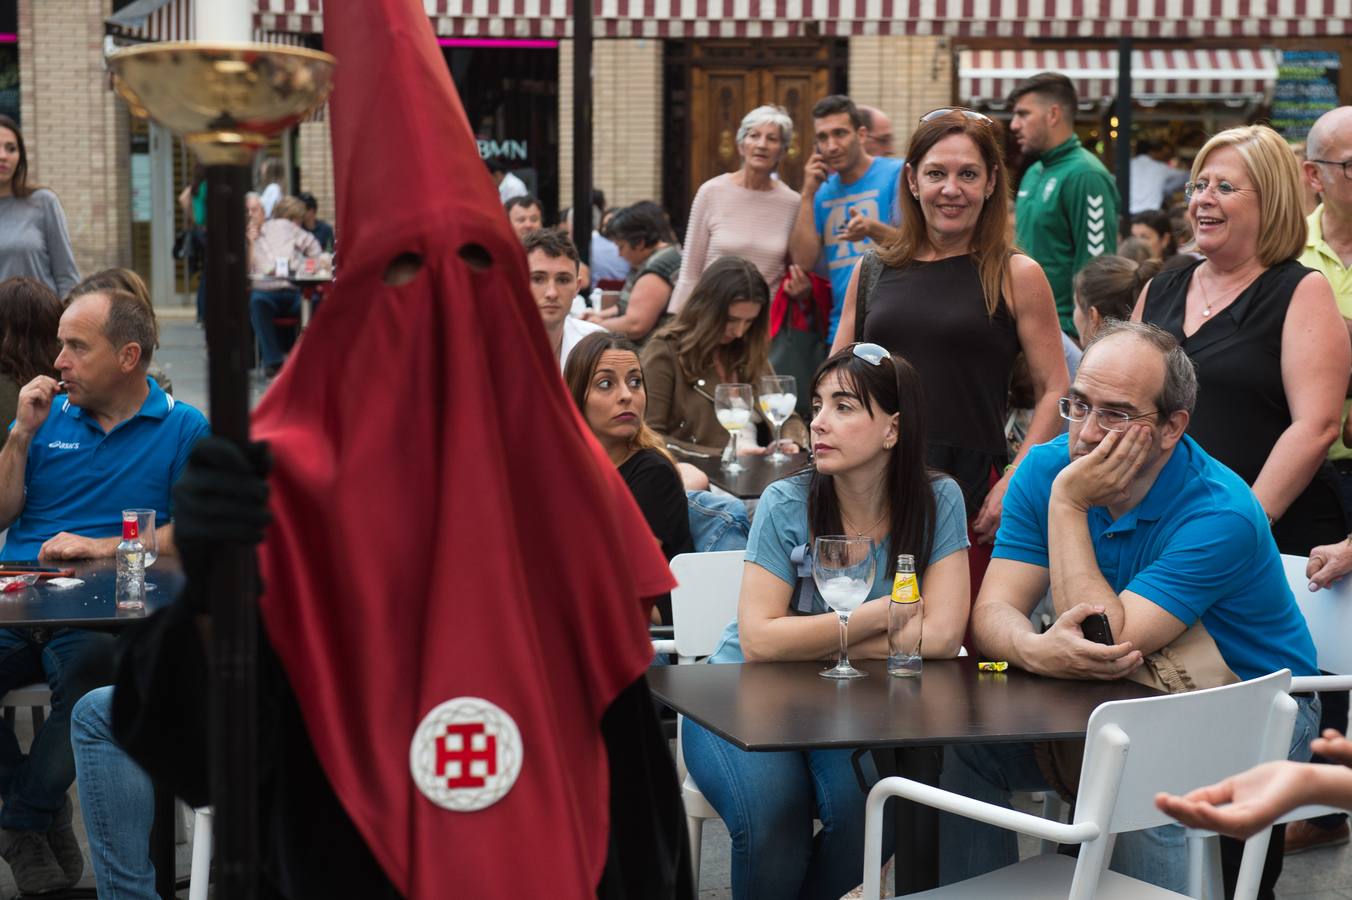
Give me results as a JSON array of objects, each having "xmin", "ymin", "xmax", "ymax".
[{"xmin": 250, "ymin": 2, "xmax": 674, "ymax": 895}]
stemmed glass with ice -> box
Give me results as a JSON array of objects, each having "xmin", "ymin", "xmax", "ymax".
[
  {"xmin": 758, "ymin": 374, "xmax": 797, "ymax": 463},
  {"xmin": 812, "ymin": 535, "xmax": 876, "ymax": 679}
]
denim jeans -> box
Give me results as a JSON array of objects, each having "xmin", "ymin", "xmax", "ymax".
[
  {"xmin": 248, "ymin": 288, "xmax": 302, "ymax": 368},
  {"xmin": 937, "ymin": 694, "xmax": 1320, "ymax": 892},
  {"xmin": 682, "ymin": 717, "xmax": 890, "ymax": 900},
  {"xmin": 686, "ymin": 490, "xmax": 750, "ymax": 553},
  {"xmin": 72, "ymin": 687, "xmax": 156, "ymax": 900},
  {"xmin": 0, "ymin": 627, "xmax": 113, "ymax": 831}
]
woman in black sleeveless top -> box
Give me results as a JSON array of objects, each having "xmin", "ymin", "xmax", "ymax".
[
  {"xmin": 831, "ymin": 109, "xmax": 1068, "ymax": 549},
  {"xmin": 1136, "ymin": 126, "xmax": 1348, "ymax": 555}
]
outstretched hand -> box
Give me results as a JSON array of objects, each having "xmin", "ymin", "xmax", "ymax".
[{"xmin": 1155, "ymin": 760, "xmax": 1313, "ymax": 839}]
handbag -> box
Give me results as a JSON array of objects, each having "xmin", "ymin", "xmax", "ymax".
[
  {"xmin": 768, "ymin": 279, "xmax": 827, "ymax": 419},
  {"xmin": 1034, "ymin": 620, "xmax": 1239, "ymax": 802}
]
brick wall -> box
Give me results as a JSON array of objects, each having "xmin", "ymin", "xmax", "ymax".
[
  {"xmin": 298, "ymin": 111, "xmax": 335, "ymax": 224},
  {"xmin": 20, "ymin": 0, "xmax": 132, "ymax": 278},
  {"xmin": 559, "ymin": 38, "xmax": 663, "ymax": 214},
  {"xmin": 848, "ymin": 36, "xmax": 954, "ymax": 157}
]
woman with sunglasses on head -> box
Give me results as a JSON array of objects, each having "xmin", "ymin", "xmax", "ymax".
[
  {"xmin": 0, "ymin": 116, "xmax": 79, "ymax": 298},
  {"xmin": 682, "ymin": 344, "xmax": 970, "ymax": 899},
  {"xmin": 564, "ymin": 331, "xmax": 693, "ymax": 625},
  {"xmin": 643, "ymin": 255, "xmax": 808, "ymax": 457},
  {"xmin": 1134, "ymin": 128, "xmax": 1350, "ymax": 872},
  {"xmin": 830, "ymin": 109, "xmax": 1069, "ymax": 561}
]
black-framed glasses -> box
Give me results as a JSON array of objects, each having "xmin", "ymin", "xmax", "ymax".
[
  {"xmin": 1310, "ymin": 158, "xmax": 1352, "ymax": 181},
  {"xmin": 920, "ymin": 107, "xmax": 995, "ymax": 126},
  {"xmin": 1058, "ymin": 397, "xmax": 1159, "ymax": 432},
  {"xmin": 1183, "ymin": 178, "xmax": 1253, "ymax": 200}
]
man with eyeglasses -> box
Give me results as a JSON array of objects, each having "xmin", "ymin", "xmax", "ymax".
[
  {"xmin": 939, "ymin": 320, "xmax": 1320, "ymax": 894},
  {"xmin": 1288, "ymin": 105, "xmax": 1352, "ymax": 855},
  {"xmin": 1008, "ymin": 72, "xmax": 1119, "ymax": 337}
]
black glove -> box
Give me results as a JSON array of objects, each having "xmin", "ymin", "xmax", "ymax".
[{"xmin": 172, "ymin": 435, "xmax": 272, "ymax": 592}]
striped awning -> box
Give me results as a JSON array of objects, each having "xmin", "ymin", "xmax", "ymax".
[
  {"xmin": 254, "ymin": 0, "xmax": 1352, "ymax": 38},
  {"xmin": 960, "ymin": 48, "xmax": 1280, "ymax": 104},
  {"xmin": 104, "ymin": 0, "xmax": 307, "ymax": 45}
]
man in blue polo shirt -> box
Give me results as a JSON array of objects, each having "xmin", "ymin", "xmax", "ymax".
[
  {"xmin": 939, "ymin": 321, "xmax": 1319, "ymax": 895},
  {"xmin": 788, "ymin": 94, "xmax": 904, "ymax": 341},
  {"xmin": 0, "ymin": 286, "xmax": 206, "ymax": 894}
]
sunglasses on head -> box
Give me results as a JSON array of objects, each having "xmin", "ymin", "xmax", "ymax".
[{"xmin": 920, "ymin": 107, "xmax": 995, "ymax": 126}]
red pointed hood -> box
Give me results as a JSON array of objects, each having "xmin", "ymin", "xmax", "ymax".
[{"xmin": 250, "ymin": 2, "xmax": 673, "ymax": 895}]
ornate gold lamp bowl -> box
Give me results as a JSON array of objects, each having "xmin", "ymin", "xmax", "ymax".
[{"xmin": 107, "ymin": 42, "xmax": 335, "ymax": 165}]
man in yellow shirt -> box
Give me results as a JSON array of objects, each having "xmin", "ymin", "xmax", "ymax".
[{"xmin": 1293, "ymin": 104, "xmax": 1352, "ymax": 855}]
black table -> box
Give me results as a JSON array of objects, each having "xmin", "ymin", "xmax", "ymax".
[
  {"xmin": 684, "ymin": 452, "xmax": 809, "ymax": 499},
  {"xmin": 0, "ymin": 557, "xmax": 185, "ymax": 899},
  {"xmin": 647, "ymin": 658, "xmax": 1160, "ymax": 894}
]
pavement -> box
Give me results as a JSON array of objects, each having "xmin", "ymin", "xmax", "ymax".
[{"xmin": 33, "ymin": 313, "xmax": 1335, "ymax": 899}]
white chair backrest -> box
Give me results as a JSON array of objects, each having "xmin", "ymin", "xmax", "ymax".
[
  {"xmin": 1075, "ymin": 669, "xmax": 1295, "ymax": 835},
  {"xmin": 670, "ymin": 550, "xmax": 745, "ymax": 662},
  {"xmin": 1282, "ymin": 553, "xmax": 1352, "ymax": 676}
]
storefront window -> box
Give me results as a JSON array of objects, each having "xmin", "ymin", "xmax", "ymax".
[{"xmin": 443, "ymin": 42, "xmax": 559, "ymax": 218}]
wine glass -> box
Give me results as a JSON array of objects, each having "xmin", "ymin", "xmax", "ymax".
[
  {"xmin": 714, "ymin": 383, "xmax": 753, "ymax": 473},
  {"xmin": 758, "ymin": 374, "xmax": 797, "ymax": 463},
  {"xmin": 126, "ymin": 508, "xmax": 158, "ymax": 591},
  {"xmin": 812, "ymin": 535, "xmax": 876, "ymax": 679}
]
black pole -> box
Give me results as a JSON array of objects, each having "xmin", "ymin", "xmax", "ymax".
[
  {"xmin": 572, "ymin": 0, "xmax": 592, "ymax": 267},
  {"xmin": 1115, "ymin": 36, "xmax": 1133, "ymax": 220},
  {"xmin": 203, "ymin": 163, "xmax": 260, "ymax": 899}
]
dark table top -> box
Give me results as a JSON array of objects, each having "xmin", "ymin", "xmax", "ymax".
[
  {"xmin": 0, "ymin": 557, "xmax": 183, "ymax": 628},
  {"xmin": 684, "ymin": 452, "xmax": 809, "ymax": 499},
  {"xmin": 648, "ymin": 658, "xmax": 1161, "ymax": 752}
]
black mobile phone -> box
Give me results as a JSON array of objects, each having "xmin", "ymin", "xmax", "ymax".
[{"xmin": 1081, "ymin": 612, "xmax": 1115, "ymax": 646}]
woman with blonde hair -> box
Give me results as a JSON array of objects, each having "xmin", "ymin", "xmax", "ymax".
[
  {"xmin": 669, "ymin": 105, "xmax": 806, "ymax": 312},
  {"xmin": 249, "ymin": 195, "xmax": 322, "ymax": 377},
  {"xmin": 831, "ymin": 109, "xmax": 1068, "ymax": 565},
  {"xmin": 1135, "ymin": 125, "xmax": 1349, "ymax": 882},
  {"xmin": 643, "ymin": 255, "xmax": 807, "ymax": 457},
  {"xmin": 564, "ymin": 331, "xmax": 692, "ymax": 624}
]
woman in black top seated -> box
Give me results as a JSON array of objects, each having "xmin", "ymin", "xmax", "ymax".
[
  {"xmin": 566, "ymin": 331, "xmax": 693, "ymax": 625},
  {"xmin": 829, "ymin": 109, "xmax": 1068, "ymax": 552}
]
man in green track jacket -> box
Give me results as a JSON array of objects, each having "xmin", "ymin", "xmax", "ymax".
[{"xmin": 1010, "ymin": 72, "xmax": 1120, "ymax": 338}]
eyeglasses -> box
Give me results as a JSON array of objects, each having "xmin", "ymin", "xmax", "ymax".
[
  {"xmin": 920, "ymin": 107, "xmax": 995, "ymax": 126},
  {"xmin": 1183, "ymin": 178, "xmax": 1254, "ymax": 200},
  {"xmin": 1310, "ymin": 158, "xmax": 1352, "ymax": 181},
  {"xmin": 1058, "ymin": 398, "xmax": 1159, "ymax": 432},
  {"xmin": 851, "ymin": 342, "xmax": 889, "ymax": 365}
]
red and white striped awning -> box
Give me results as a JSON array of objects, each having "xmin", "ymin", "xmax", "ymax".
[
  {"xmin": 254, "ymin": 0, "xmax": 1352, "ymax": 38},
  {"xmin": 104, "ymin": 0, "xmax": 307, "ymax": 45},
  {"xmin": 960, "ymin": 48, "xmax": 1279, "ymax": 104}
]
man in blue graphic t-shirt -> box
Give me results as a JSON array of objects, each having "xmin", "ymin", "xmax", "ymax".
[{"xmin": 789, "ymin": 94, "xmax": 905, "ymax": 342}]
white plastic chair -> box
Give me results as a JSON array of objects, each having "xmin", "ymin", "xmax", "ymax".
[
  {"xmin": 657, "ymin": 550, "xmax": 745, "ymax": 889},
  {"xmin": 861, "ymin": 669, "xmax": 1297, "ymax": 900},
  {"xmin": 188, "ymin": 807, "xmax": 213, "ymax": 900}
]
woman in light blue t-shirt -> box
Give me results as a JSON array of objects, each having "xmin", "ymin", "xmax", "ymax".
[{"xmin": 684, "ymin": 343, "xmax": 971, "ymax": 900}]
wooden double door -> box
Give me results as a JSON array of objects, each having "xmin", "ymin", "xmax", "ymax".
[{"xmin": 677, "ymin": 40, "xmax": 847, "ymax": 216}]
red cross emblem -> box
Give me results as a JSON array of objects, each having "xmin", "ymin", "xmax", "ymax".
[
  {"xmin": 410, "ymin": 697, "xmax": 522, "ymax": 811},
  {"xmin": 436, "ymin": 723, "xmax": 497, "ymax": 789}
]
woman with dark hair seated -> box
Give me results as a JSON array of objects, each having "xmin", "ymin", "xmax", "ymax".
[
  {"xmin": 642, "ymin": 255, "xmax": 807, "ymax": 458},
  {"xmin": 1130, "ymin": 209, "xmax": 1179, "ymax": 261},
  {"xmin": 0, "ymin": 276, "xmax": 60, "ymax": 444},
  {"xmin": 565, "ymin": 331, "xmax": 693, "ymax": 624},
  {"xmin": 682, "ymin": 344, "xmax": 971, "ymax": 899},
  {"xmin": 581, "ymin": 201, "xmax": 681, "ymax": 343}
]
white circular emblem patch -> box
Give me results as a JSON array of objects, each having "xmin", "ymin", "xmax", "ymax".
[{"xmin": 409, "ymin": 697, "xmax": 523, "ymax": 812}]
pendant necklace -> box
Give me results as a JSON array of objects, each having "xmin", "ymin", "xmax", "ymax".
[{"xmin": 844, "ymin": 509, "xmax": 887, "ymax": 537}]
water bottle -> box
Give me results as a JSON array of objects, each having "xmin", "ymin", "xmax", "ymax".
[
  {"xmin": 115, "ymin": 511, "xmax": 146, "ymax": 611},
  {"xmin": 888, "ymin": 553, "xmax": 923, "ymax": 676}
]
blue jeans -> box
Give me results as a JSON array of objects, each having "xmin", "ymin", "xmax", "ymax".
[
  {"xmin": 686, "ymin": 490, "xmax": 750, "ymax": 553},
  {"xmin": 937, "ymin": 694, "xmax": 1320, "ymax": 892},
  {"xmin": 682, "ymin": 718, "xmax": 889, "ymax": 899},
  {"xmin": 0, "ymin": 627, "xmax": 113, "ymax": 830},
  {"xmin": 248, "ymin": 288, "xmax": 302, "ymax": 368},
  {"xmin": 72, "ymin": 687, "xmax": 155, "ymax": 899}
]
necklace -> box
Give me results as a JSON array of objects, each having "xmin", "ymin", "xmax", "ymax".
[
  {"xmin": 1196, "ymin": 266, "xmax": 1252, "ymax": 318},
  {"xmin": 843, "ymin": 509, "xmax": 887, "ymax": 537}
]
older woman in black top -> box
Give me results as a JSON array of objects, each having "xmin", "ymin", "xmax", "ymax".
[
  {"xmin": 831, "ymin": 109, "xmax": 1067, "ymax": 553},
  {"xmin": 1134, "ymin": 125, "xmax": 1348, "ymax": 554}
]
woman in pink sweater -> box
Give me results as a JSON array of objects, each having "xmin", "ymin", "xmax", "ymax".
[{"xmin": 669, "ymin": 105, "xmax": 804, "ymax": 313}]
